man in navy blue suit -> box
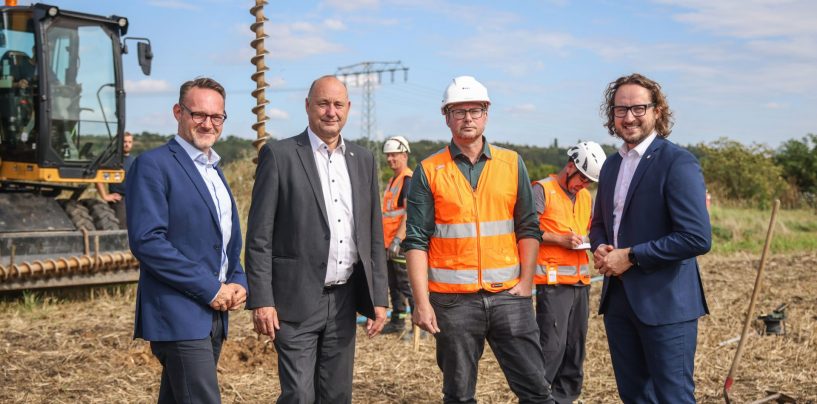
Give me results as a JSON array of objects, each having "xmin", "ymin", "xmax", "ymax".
[
  {"xmin": 590, "ymin": 73, "xmax": 711, "ymax": 403},
  {"xmin": 127, "ymin": 77, "xmax": 248, "ymax": 404}
]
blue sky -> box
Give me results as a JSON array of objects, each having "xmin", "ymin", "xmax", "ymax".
[{"xmin": 20, "ymin": 0, "xmax": 817, "ymax": 148}]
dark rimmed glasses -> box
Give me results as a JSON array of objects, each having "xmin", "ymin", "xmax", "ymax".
[
  {"xmin": 612, "ymin": 103, "xmax": 655, "ymax": 118},
  {"xmin": 449, "ymin": 108, "xmax": 486, "ymax": 120},
  {"xmin": 180, "ymin": 102, "xmax": 227, "ymax": 126}
]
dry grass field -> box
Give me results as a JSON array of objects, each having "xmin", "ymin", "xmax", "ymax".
[{"xmin": 1, "ymin": 252, "xmax": 815, "ymax": 403}]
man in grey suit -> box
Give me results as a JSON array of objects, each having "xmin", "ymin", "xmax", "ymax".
[{"xmin": 245, "ymin": 75, "xmax": 388, "ymax": 403}]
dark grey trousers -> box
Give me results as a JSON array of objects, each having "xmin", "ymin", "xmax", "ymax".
[
  {"xmin": 109, "ymin": 199, "xmax": 127, "ymax": 230},
  {"xmin": 274, "ymin": 282, "xmax": 357, "ymax": 404},
  {"xmin": 431, "ymin": 290, "xmax": 554, "ymax": 404},
  {"xmin": 535, "ymin": 284, "xmax": 590, "ymax": 404},
  {"xmin": 150, "ymin": 312, "xmax": 224, "ymax": 404},
  {"xmin": 386, "ymin": 257, "xmax": 414, "ymax": 319}
]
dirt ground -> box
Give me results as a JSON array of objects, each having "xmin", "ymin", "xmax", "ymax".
[{"xmin": 1, "ymin": 253, "xmax": 815, "ymax": 403}]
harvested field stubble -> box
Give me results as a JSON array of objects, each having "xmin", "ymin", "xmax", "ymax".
[{"xmin": 1, "ymin": 253, "xmax": 816, "ymax": 403}]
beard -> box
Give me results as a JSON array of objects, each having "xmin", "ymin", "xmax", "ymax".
[{"xmin": 615, "ymin": 120, "xmax": 655, "ymax": 146}]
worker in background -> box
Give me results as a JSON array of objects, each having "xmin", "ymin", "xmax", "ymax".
[
  {"xmin": 96, "ymin": 131, "xmax": 134, "ymax": 229},
  {"xmin": 532, "ymin": 141, "xmax": 606, "ymax": 404},
  {"xmin": 381, "ymin": 135, "xmax": 415, "ymax": 335},
  {"xmin": 591, "ymin": 73, "xmax": 711, "ymax": 403},
  {"xmin": 404, "ymin": 75, "xmax": 553, "ymax": 403}
]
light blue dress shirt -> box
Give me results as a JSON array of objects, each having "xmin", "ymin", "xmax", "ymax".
[{"xmin": 174, "ymin": 135, "xmax": 232, "ymax": 285}]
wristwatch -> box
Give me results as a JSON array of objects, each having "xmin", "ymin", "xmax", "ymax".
[{"xmin": 627, "ymin": 249, "xmax": 638, "ymax": 266}]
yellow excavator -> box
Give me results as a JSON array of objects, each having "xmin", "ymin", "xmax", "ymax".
[{"xmin": 0, "ymin": 1, "xmax": 151, "ymax": 290}]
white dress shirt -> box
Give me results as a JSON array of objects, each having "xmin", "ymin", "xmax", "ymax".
[
  {"xmin": 307, "ymin": 128, "xmax": 358, "ymax": 286},
  {"xmin": 174, "ymin": 135, "xmax": 232, "ymax": 284},
  {"xmin": 612, "ymin": 132, "xmax": 657, "ymax": 247}
]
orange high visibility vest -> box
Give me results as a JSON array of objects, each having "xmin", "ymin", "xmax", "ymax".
[
  {"xmin": 534, "ymin": 175, "xmax": 592, "ymax": 285},
  {"xmin": 382, "ymin": 167, "xmax": 413, "ymax": 246},
  {"xmin": 422, "ymin": 145, "xmax": 520, "ymax": 294}
]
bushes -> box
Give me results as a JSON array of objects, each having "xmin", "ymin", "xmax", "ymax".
[
  {"xmin": 696, "ymin": 138, "xmax": 788, "ymax": 209},
  {"xmin": 693, "ymin": 135, "xmax": 817, "ymax": 209}
]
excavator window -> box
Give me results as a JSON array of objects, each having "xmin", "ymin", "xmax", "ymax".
[
  {"xmin": 46, "ymin": 21, "xmax": 119, "ymax": 164},
  {"xmin": 0, "ymin": 10, "xmax": 37, "ymax": 163}
]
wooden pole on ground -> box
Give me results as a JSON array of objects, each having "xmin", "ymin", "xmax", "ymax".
[{"xmin": 723, "ymin": 199, "xmax": 780, "ymax": 404}]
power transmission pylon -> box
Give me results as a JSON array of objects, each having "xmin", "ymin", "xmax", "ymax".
[{"xmin": 335, "ymin": 61, "xmax": 409, "ymax": 141}]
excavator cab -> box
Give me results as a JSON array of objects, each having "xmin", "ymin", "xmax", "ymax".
[{"xmin": 0, "ymin": 3, "xmax": 152, "ymax": 290}]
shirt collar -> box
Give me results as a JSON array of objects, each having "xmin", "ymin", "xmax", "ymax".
[
  {"xmin": 175, "ymin": 134, "xmax": 221, "ymax": 167},
  {"xmin": 307, "ymin": 127, "xmax": 346, "ymax": 155},
  {"xmin": 449, "ymin": 136, "xmax": 491, "ymax": 161},
  {"xmin": 618, "ymin": 132, "xmax": 657, "ymax": 158}
]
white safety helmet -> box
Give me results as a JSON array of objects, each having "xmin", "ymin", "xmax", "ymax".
[
  {"xmin": 441, "ymin": 76, "xmax": 490, "ymax": 114},
  {"xmin": 567, "ymin": 141, "xmax": 607, "ymax": 182},
  {"xmin": 383, "ymin": 136, "xmax": 410, "ymax": 154}
]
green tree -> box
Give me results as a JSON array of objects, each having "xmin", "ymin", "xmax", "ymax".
[
  {"xmin": 775, "ymin": 134, "xmax": 817, "ymax": 206},
  {"xmin": 697, "ymin": 138, "xmax": 787, "ymax": 208}
]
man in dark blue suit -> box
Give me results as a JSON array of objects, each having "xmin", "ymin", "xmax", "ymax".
[
  {"xmin": 127, "ymin": 77, "xmax": 247, "ymax": 404},
  {"xmin": 590, "ymin": 73, "xmax": 711, "ymax": 403}
]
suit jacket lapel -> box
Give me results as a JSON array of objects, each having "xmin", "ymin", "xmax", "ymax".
[
  {"xmin": 295, "ymin": 131, "xmax": 329, "ymax": 226},
  {"xmin": 622, "ymin": 137, "xmax": 665, "ymax": 217},
  {"xmin": 168, "ymin": 139, "xmax": 220, "ymax": 228}
]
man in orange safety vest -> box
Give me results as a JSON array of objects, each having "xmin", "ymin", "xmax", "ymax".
[
  {"xmin": 404, "ymin": 76, "xmax": 553, "ymax": 403},
  {"xmin": 532, "ymin": 141, "xmax": 606, "ymax": 404},
  {"xmin": 381, "ymin": 135, "xmax": 415, "ymax": 334}
]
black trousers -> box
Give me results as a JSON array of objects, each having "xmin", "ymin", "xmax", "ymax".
[
  {"xmin": 535, "ymin": 284, "xmax": 589, "ymax": 404},
  {"xmin": 386, "ymin": 257, "xmax": 414, "ymax": 319},
  {"xmin": 274, "ymin": 281, "xmax": 357, "ymax": 404},
  {"xmin": 150, "ymin": 312, "xmax": 224, "ymax": 404},
  {"xmin": 109, "ymin": 199, "xmax": 127, "ymax": 230}
]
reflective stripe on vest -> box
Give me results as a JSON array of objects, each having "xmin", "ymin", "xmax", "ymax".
[
  {"xmin": 433, "ymin": 219, "xmax": 513, "ymax": 239},
  {"xmin": 534, "ymin": 175, "xmax": 592, "ymax": 285},
  {"xmin": 382, "ymin": 167, "xmax": 413, "ymax": 246},
  {"xmin": 429, "ymin": 265, "xmax": 521, "ymax": 284},
  {"xmin": 535, "ymin": 264, "xmax": 590, "ymax": 277},
  {"xmin": 383, "ymin": 209, "xmax": 406, "ymax": 218},
  {"xmin": 423, "ymin": 145, "xmax": 521, "ymax": 293}
]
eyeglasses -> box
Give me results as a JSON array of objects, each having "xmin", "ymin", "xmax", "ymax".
[
  {"xmin": 577, "ymin": 171, "xmax": 591, "ymax": 184},
  {"xmin": 612, "ymin": 103, "xmax": 655, "ymax": 118},
  {"xmin": 180, "ymin": 103, "xmax": 227, "ymax": 126},
  {"xmin": 448, "ymin": 108, "xmax": 485, "ymax": 120}
]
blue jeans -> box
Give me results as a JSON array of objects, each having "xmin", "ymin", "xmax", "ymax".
[{"xmin": 431, "ymin": 290, "xmax": 553, "ymax": 404}]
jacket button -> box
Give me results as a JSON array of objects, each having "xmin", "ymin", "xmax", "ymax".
[{"xmin": 213, "ymin": 244, "xmax": 220, "ymax": 250}]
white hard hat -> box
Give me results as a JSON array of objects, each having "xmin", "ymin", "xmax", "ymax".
[
  {"xmin": 383, "ymin": 136, "xmax": 410, "ymax": 154},
  {"xmin": 441, "ymin": 76, "xmax": 490, "ymax": 114},
  {"xmin": 567, "ymin": 141, "xmax": 607, "ymax": 182}
]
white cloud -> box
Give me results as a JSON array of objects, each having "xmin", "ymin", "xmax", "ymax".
[
  {"xmin": 147, "ymin": 0, "xmax": 198, "ymax": 10},
  {"xmin": 269, "ymin": 76, "xmax": 286, "ymax": 88},
  {"xmin": 445, "ymin": 30, "xmax": 575, "ymax": 76},
  {"xmin": 323, "ymin": 19, "xmax": 347, "ymax": 30},
  {"xmin": 268, "ymin": 108, "xmax": 290, "ymax": 120},
  {"xmin": 765, "ymin": 102, "xmax": 785, "ymax": 109},
  {"xmin": 291, "ymin": 22, "xmax": 315, "ymax": 32},
  {"xmin": 131, "ymin": 111, "xmax": 176, "ymax": 130},
  {"xmin": 505, "ymin": 103, "xmax": 537, "ymax": 114},
  {"xmin": 658, "ymin": 0, "xmax": 817, "ymax": 38},
  {"xmin": 125, "ymin": 79, "xmax": 172, "ymax": 94},
  {"xmin": 264, "ymin": 22, "xmax": 347, "ymax": 60},
  {"xmin": 321, "ymin": 0, "xmax": 380, "ymax": 12}
]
